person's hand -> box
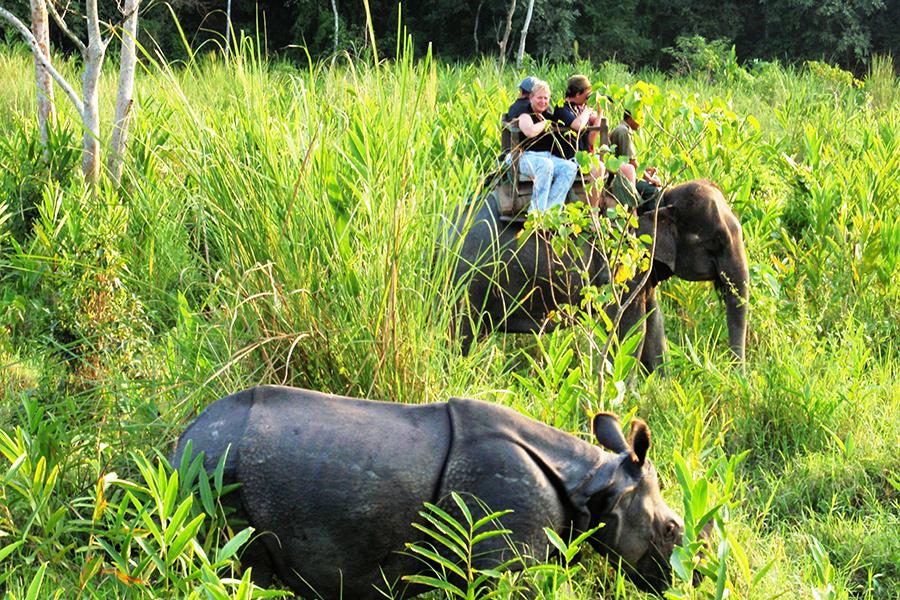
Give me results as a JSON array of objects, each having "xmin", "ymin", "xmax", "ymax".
[{"xmin": 643, "ymin": 172, "xmax": 661, "ymax": 187}]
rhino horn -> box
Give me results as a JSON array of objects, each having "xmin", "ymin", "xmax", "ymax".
[
  {"xmin": 628, "ymin": 419, "xmax": 651, "ymax": 466},
  {"xmin": 592, "ymin": 412, "xmax": 630, "ymax": 454}
]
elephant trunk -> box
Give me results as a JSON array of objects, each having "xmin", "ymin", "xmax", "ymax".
[{"xmin": 718, "ymin": 260, "xmax": 749, "ymax": 362}]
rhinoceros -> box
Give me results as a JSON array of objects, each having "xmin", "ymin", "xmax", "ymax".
[{"xmin": 174, "ymin": 385, "xmax": 690, "ymax": 597}]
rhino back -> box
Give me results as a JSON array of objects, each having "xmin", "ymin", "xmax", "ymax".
[
  {"xmin": 173, "ymin": 388, "xmax": 254, "ymax": 477},
  {"xmin": 236, "ymin": 385, "xmax": 451, "ymax": 598}
]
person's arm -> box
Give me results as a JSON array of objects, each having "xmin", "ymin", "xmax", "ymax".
[
  {"xmin": 584, "ymin": 109, "xmax": 602, "ymax": 146},
  {"xmin": 642, "ymin": 167, "xmax": 661, "ymax": 186},
  {"xmin": 518, "ymin": 113, "xmax": 548, "ymax": 138},
  {"xmin": 568, "ymin": 107, "xmax": 593, "ymax": 132}
]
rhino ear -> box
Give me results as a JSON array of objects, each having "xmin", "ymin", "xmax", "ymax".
[
  {"xmin": 628, "ymin": 419, "xmax": 651, "ymax": 466},
  {"xmin": 593, "ymin": 412, "xmax": 630, "ymax": 454}
]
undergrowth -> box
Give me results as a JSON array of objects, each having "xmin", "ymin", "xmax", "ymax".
[{"xmin": 0, "ymin": 39, "xmax": 898, "ymax": 598}]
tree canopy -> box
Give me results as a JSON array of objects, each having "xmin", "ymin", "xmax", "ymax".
[{"xmin": 2, "ymin": 0, "xmax": 897, "ymax": 71}]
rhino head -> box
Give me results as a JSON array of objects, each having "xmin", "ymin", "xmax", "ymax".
[{"xmin": 583, "ymin": 412, "xmax": 696, "ymax": 594}]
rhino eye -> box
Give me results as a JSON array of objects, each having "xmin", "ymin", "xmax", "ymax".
[{"xmin": 665, "ymin": 519, "xmax": 679, "ymax": 539}]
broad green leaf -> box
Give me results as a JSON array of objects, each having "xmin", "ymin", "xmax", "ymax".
[
  {"xmin": 215, "ymin": 527, "xmax": 254, "ymax": 564},
  {"xmin": 402, "ymin": 574, "xmax": 466, "ymax": 598},
  {"xmin": 0, "ymin": 540, "xmax": 24, "ymax": 564},
  {"xmin": 670, "ymin": 546, "xmax": 693, "ymax": 583},
  {"xmin": 167, "ymin": 514, "xmax": 206, "ymax": 565},
  {"xmin": 24, "ymin": 563, "xmax": 47, "ymax": 600}
]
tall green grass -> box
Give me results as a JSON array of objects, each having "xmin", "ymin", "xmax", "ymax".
[{"xmin": 1, "ymin": 40, "xmax": 899, "ymax": 598}]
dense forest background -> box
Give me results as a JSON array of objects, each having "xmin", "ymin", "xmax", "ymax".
[{"xmin": 2, "ymin": 0, "xmax": 898, "ymax": 71}]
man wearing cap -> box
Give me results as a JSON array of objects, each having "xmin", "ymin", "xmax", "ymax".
[
  {"xmin": 505, "ymin": 76, "xmax": 536, "ymax": 121},
  {"xmin": 609, "ymin": 110, "xmax": 662, "ymax": 207}
]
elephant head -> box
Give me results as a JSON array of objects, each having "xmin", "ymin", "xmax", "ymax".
[{"xmin": 637, "ymin": 180, "xmax": 749, "ymax": 363}]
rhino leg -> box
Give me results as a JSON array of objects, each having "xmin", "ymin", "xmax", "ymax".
[{"xmin": 228, "ymin": 499, "xmax": 276, "ymax": 587}]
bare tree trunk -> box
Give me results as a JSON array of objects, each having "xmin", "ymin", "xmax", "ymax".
[
  {"xmin": 0, "ymin": 7, "xmax": 84, "ymax": 116},
  {"xmin": 29, "ymin": 0, "xmax": 55, "ymax": 147},
  {"xmin": 81, "ymin": 0, "xmax": 106, "ymax": 185},
  {"xmin": 473, "ymin": 0, "xmax": 482, "ymax": 55},
  {"xmin": 225, "ymin": 0, "xmax": 232, "ymax": 58},
  {"xmin": 331, "ymin": 0, "xmax": 339, "ymax": 54},
  {"xmin": 109, "ymin": 0, "xmax": 139, "ymax": 185},
  {"xmin": 516, "ymin": 0, "xmax": 535, "ymax": 70},
  {"xmin": 1, "ymin": 1, "xmax": 132, "ymax": 190},
  {"xmin": 498, "ymin": 0, "xmax": 516, "ymax": 72}
]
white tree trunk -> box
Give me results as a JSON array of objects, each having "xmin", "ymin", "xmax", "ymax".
[
  {"xmin": 109, "ymin": 0, "xmax": 139, "ymax": 184},
  {"xmin": 0, "ymin": 7, "xmax": 84, "ymax": 114},
  {"xmin": 29, "ymin": 0, "xmax": 55, "ymax": 147},
  {"xmin": 225, "ymin": 0, "xmax": 232, "ymax": 58},
  {"xmin": 498, "ymin": 0, "xmax": 517, "ymax": 72},
  {"xmin": 516, "ymin": 0, "xmax": 535, "ymax": 70},
  {"xmin": 81, "ymin": 0, "xmax": 106, "ymax": 185},
  {"xmin": 473, "ymin": 0, "xmax": 483, "ymax": 55},
  {"xmin": 331, "ymin": 0, "xmax": 339, "ymax": 54}
]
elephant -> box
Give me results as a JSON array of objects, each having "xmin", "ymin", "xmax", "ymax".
[
  {"xmin": 446, "ymin": 179, "xmax": 749, "ymax": 372},
  {"xmin": 173, "ymin": 385, "xmax": 699, "ymax": 598}
]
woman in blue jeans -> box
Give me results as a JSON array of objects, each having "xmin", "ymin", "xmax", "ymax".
[{"xmin": 506, "ymin": 79, "xmax": 577, "ymax": 213}]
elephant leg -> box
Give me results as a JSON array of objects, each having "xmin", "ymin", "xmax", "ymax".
[
  {"xmin": 611, "ymin": 288, "xmax": 647, "ymax": 367},
  {"xmin": 640, "ymin": 286, "xmax": 667, "ymax": 375},
  {"xmin": 455, "ymin": 281, "xmax": 493, "ymax": 356},
  {"xmin": 456, "ymin": 313, "xmax": 476, "ymax": 356}
]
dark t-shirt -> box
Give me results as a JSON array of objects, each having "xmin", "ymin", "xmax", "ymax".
[
  {"xmin": 505, "ymin": 97, "xmax": 532, "ymax": 122},
  {"xmin": 552, "ymin": 101, "xmax": 591, "ymax": 160},
  {"xmin": 507, "ymin": 102, "xmax": 557, "ymax": 153}
]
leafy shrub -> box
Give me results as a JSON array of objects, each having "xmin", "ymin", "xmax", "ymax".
[
  {"xmin": 805, "ymin": 60, "xmax": 864, "ymax": 90},
  {"xmin": 0, "ymin": 118, "xmax": 79, "ymax": 246},
  {"xmin": 664, "ymin": 35, "xmax": 751, "ymax": 84},
  {"xmin": 1, "ymin": 180, "xmax": 153, "ymax": 389}
]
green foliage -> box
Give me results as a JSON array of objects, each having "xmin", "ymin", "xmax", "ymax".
[
  {"xmin": 805, "ymin": 60, "xmax": 865, "ymax": 91},
  {"xmin": 403, "ymin": 492, "xmax": 519, "ymax": 598},
  {"xmin": 1, "ymin": 42, "xmax": 899, "ymax": 599},
  {"xmin": 80, "ymin": 450, "xmax": 284, "ymax": 598},
  {"xmin": 3, "ymin": 0, "xmax": 898, "ymax": 70},
  {"xmin": 865, "ymin": 54, "xmax": 898, "ymax": 110},
  {"xmin": 0, "ymin": 118, "xmax": 79, "ymax": 245},
  {"xmin": 664, "ymin": 36, "xmax": 752, "ymax": 84}
]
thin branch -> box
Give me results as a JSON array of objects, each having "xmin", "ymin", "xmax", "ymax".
[
  {"xmin": 100, "ymin": 0, "xmax": 141, "ymax": 50},
  {"xmin": 0, "ymin": 5, "xmax": 84, "ymax": 113},
  {"xmin": 46, "ymin": 0, "xmax": 85, "ymax": 52}
]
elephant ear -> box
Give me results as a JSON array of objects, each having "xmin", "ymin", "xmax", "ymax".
[
  {"xmin": 593, "ymin": 412, "xmax": 630, "ymax": 454},
  {"xmin": 640, "ymin": 207, "xmax": 677, "ymax": 272}
]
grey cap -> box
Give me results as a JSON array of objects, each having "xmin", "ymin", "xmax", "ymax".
[{"xmin": 518, "ymin": 76, "xmax": 536, "ymax": 93}]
